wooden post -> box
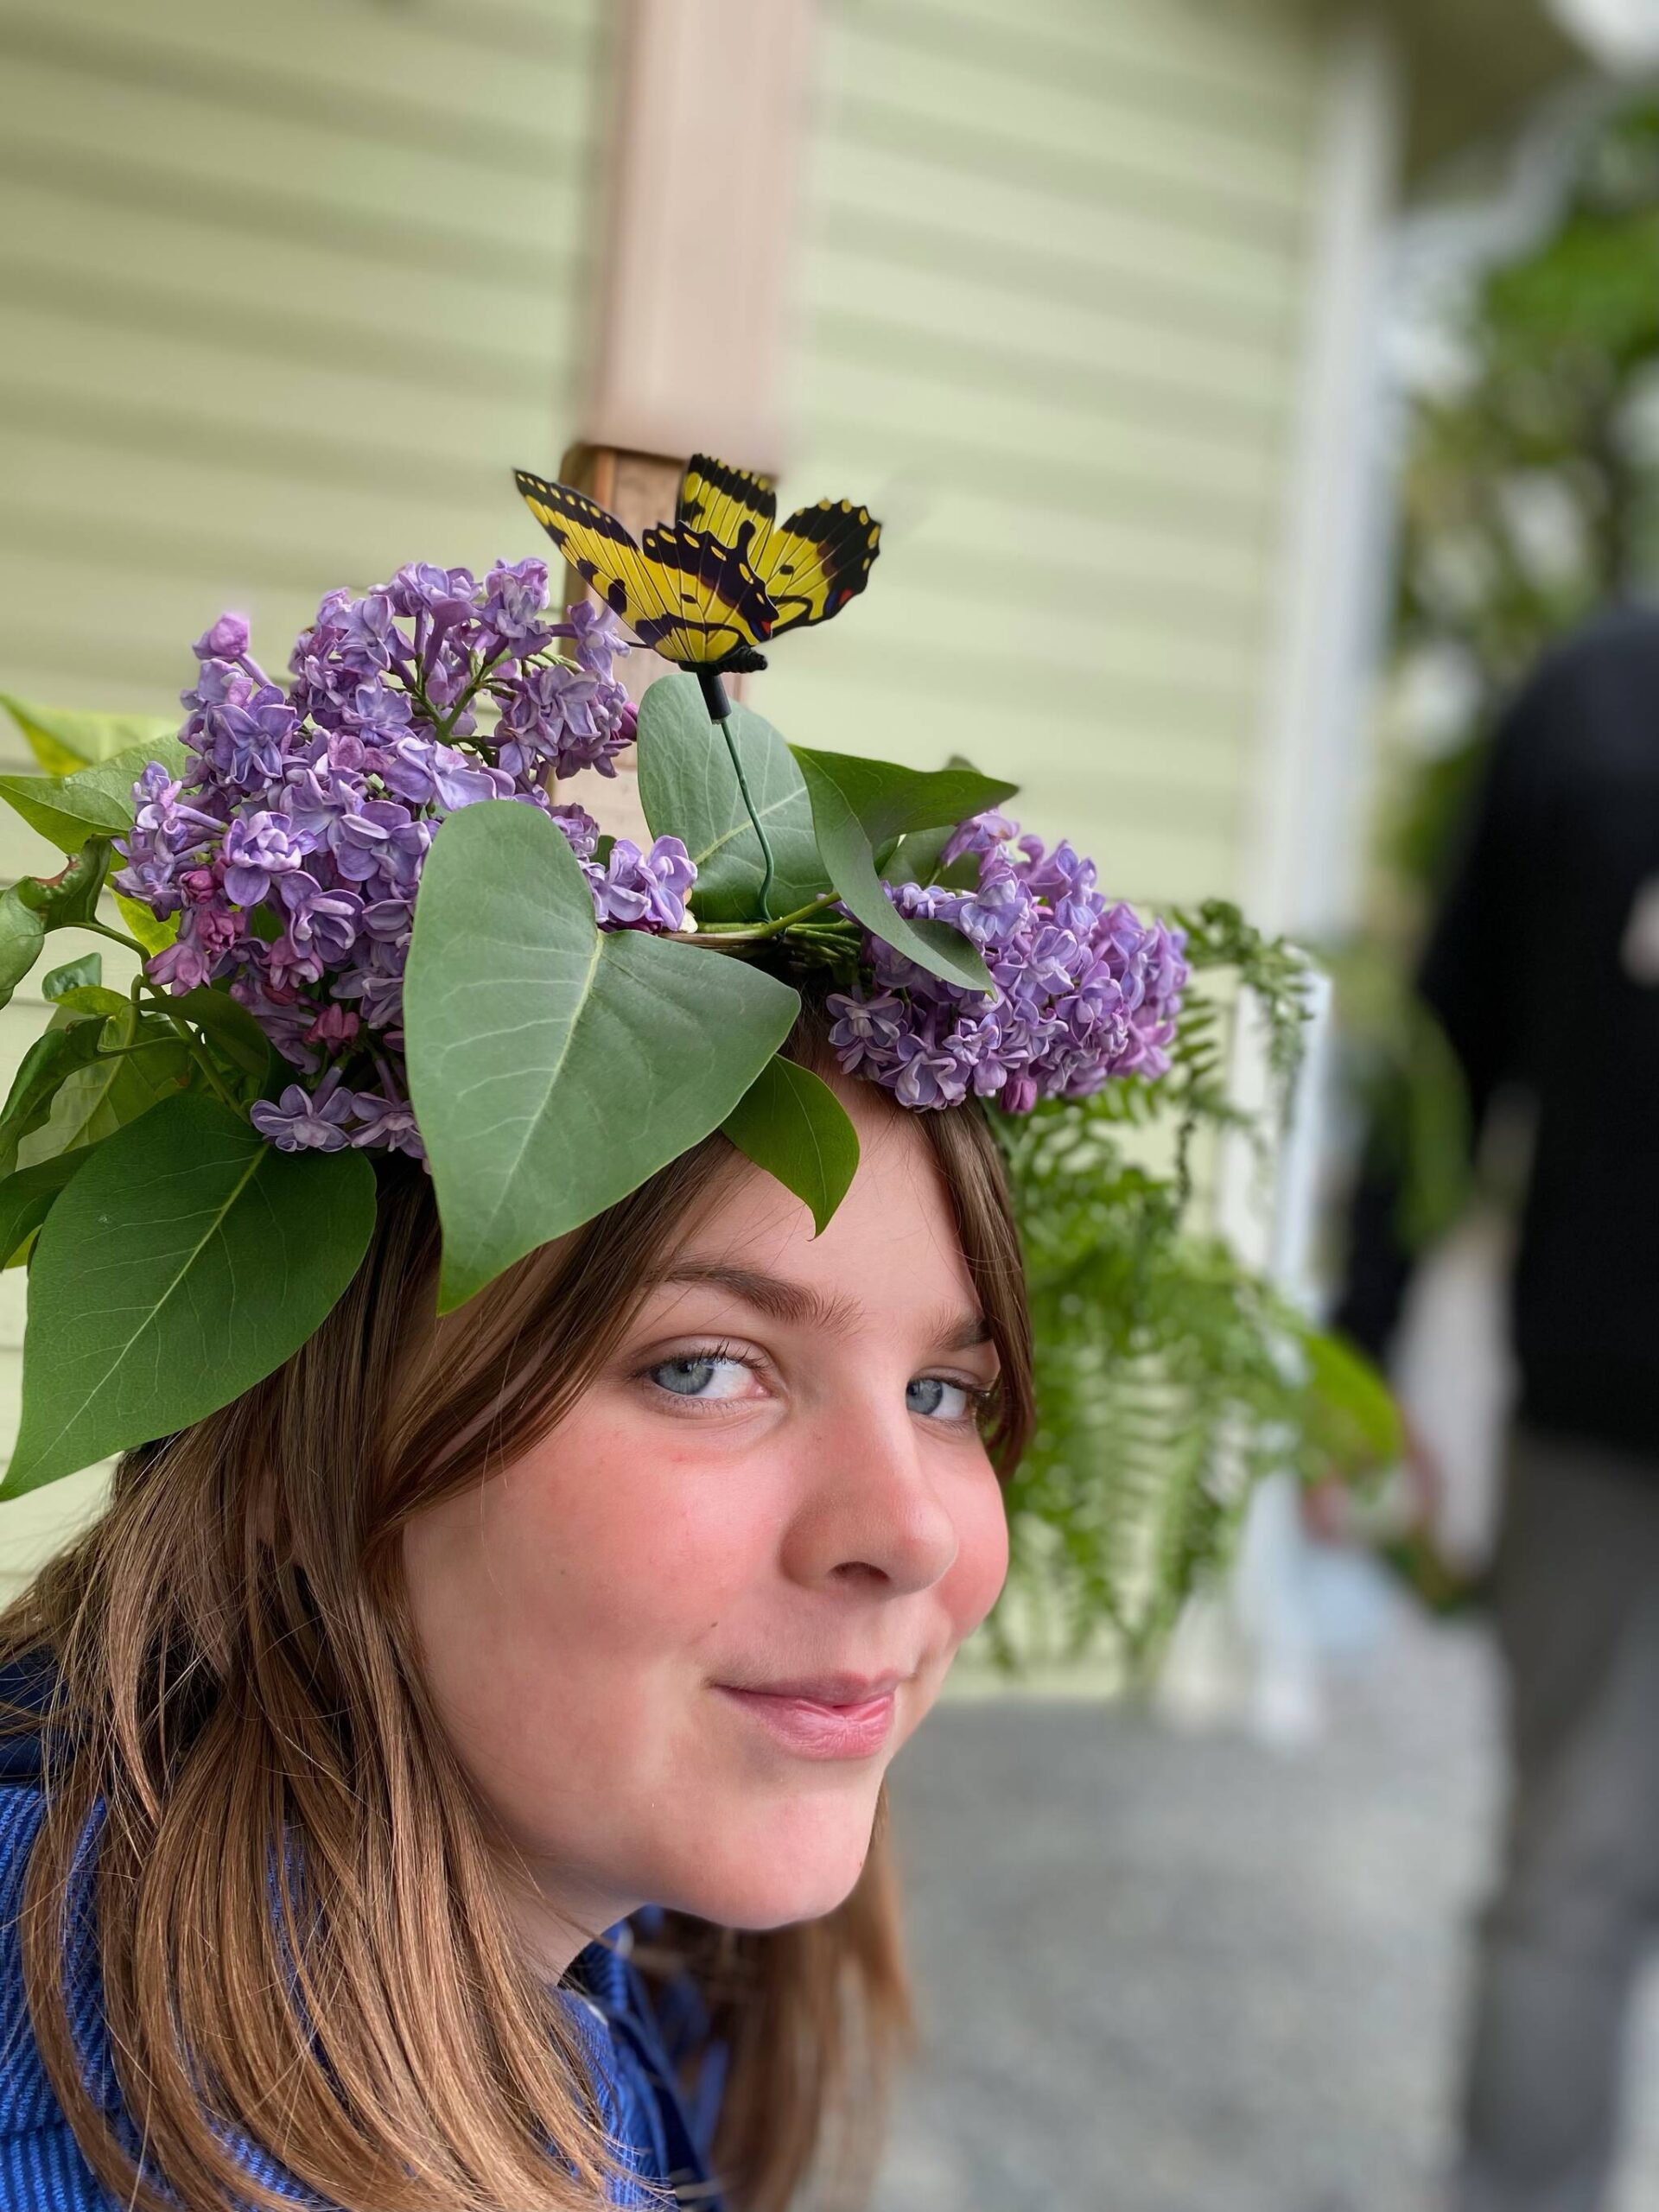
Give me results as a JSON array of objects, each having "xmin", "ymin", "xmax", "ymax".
[{"xmin": 551, "ymin": 0, "xmax": 817, "ymax": 841}]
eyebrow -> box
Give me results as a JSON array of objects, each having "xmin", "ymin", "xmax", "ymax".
[{"xmin": 655, "ymin": 1261, "xmax": 995, "ymax": 1355}]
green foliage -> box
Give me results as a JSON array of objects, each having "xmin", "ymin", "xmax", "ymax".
[
  {"xmin": 404, "ymin": 799, "xmax": 799, "ymax": 1312},
  {"xmin": 0, "ymin": 887, "xmax": 46, "ymax": 1012},
  {"xmin": 0, "ymin": 696, "xmax": 178, "ymax": 777},
  {"xmin": 790, "ymin": 746, "xmax": 1012, "ymax": 992},
  {"xmin": 0, "ymin": 1151, "xmax": 97, "ymax": 1270},
  {"xmin": 637, "ymin": 679, "xmax": 829, "ymax": 921},
  {"xmin": 988, "ymin": 909, "xmax": 1394, "ymax": 1670},
  {"xmin": 0, "ymin": 739, "xmax": 188, "ymax": 855},
  {"xmin": 721, "ymin": 1055, "xmax": 860, "ymax": 1236},
  {"xmin": 1, "ymin": 1094, "xmax": 377, "ymax": 1497},
  {"xmin": 0, "ymin": 1020, "xmax": 112, "ymax": 1179}
]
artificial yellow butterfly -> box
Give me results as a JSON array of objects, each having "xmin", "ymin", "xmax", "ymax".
[
  {"xmin": 513, "ymin": 454, "xmax": 880, "ymax": 678},
  {"xmin": 676, "ymin": 453, "xmax": 881, "ymax": 641}
]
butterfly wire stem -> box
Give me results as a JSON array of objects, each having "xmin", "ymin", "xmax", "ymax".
[{"xmin": 698, "ymin": 669, "xmax": 776, "ymax": 920}]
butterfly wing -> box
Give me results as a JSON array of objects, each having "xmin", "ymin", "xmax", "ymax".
[
  {"xmin": 516, "ymin": 469, "xmax": 774, "ymax": 670},
  {"xmin": 678, "ymin": 454, "xmax": 778, "ymax": 570},
  {"xmin": 752, "ymin": 499, "xmax": 881, "ymax": 637},
  {"xmin": 514, "ymin": 469, "xmax": 677, "ymax": 638},
  {"xmin": 636, "ymin": 522, "xmax": 775, "ymax": 671}
]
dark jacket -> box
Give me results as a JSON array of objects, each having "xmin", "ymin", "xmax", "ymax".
[{"xmin": 1338, "ymin": 607, "xmax": 1659, "ymax": 1464}]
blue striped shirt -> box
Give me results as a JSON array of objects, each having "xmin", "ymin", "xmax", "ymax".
[{"xmin": 0, "ymin": 1680, "xmax": 726, "ymax": 2209}]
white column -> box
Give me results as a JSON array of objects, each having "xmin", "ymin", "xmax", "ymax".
[{"xmin": 1243, "ymin": 7, "xmax": 1405, "ymax": 943}]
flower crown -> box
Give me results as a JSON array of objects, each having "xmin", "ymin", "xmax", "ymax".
[{"xmin": 0, "ymin": 454, "xmax": 1185, "ymax": 1502}]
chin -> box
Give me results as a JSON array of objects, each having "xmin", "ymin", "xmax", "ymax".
[{"xmin": 654, "ymin": 1787, "xmax": 881, "ymax": 1929}]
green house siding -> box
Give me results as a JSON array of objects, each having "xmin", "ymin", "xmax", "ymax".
[
  {"xmin": 759, "ymin": 0, "xmax": 1326, "ymax": 909},
  {"xmin": 0, "ymin": 0, "xmax": 1339, "ymax": 1580},
  {"xmin": 0, "ymin": 0, "xmax": 606, "ymax": 714},
  {"xmin": 0, "ymin": 0, "xmax": 607, "ymax": 1583}
]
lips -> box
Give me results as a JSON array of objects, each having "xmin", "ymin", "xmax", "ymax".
[{"xmin": 713, "ymin": 1675, "xmax": 903, "ymax": 1760}]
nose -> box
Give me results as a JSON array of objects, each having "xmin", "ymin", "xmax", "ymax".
[{"xmin": 780, "ymin": 1389, "xmax": 962, "ymax": 1597}]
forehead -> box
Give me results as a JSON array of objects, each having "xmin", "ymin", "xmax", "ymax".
[{"xmin": 667, "ymin": 1099, "xmax": 977, "ymax": 1323}]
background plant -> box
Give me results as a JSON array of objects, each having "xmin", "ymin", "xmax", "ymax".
[{"xmin": 1348, "ymin": 93, "xmax": 1659, "ymax": 1250}]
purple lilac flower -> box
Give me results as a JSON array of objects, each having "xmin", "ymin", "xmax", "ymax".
[
  {"xmin": 346, "ymin": 1091, "xmax": 425, "ymax": 1158},
  {"xmin": 495, "ymin": 662, "xmax": 633, "ymax": 781},
  {"xmin": 556, "ymin": 598, "xmax": 632, "ymax": 677},
  {"xmin": 479, "ymin": 557, "xmax": 555, "ymax": 658},
  {"xmin": 585, "ymin": 836, "xmax": 696, "ymax": 933},
  {"xmin": 220, "ymin": 811, "xmax": 307, "ymax": 906},
  {"xmin": 251, "ymin": 1071, "xmax": 359, "ymax": 1153},
  {"xmin": 824, "ymin": 810, "xmax": 1188, "ymax": 1111},
  {"xmin": 123, "ymin": 574, "xmax": 677, "ymax": 1154}
]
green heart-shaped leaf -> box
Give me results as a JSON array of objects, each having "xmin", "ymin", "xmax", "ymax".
[
  {"xmin": 789, "ymin": 748, "xmax": 1017, "ymax": 994},
  {"xmin": 0, "ymin": 1147, "xmax": 100, "ymax": 1268},
  {"xmin": 0, "ymin": 1018, "xmax": 110, "ymax": 1178},
  {"xmin": 721, "ymin": 1056, "xmax": 860, "ymax": 1236},
  {"xmin": 0, "ymin": 696, "xmax": 179, "ymax": 776},
  {"xmin": 404, "ymin": 799, "xmax": 800, "ymax": 1313},
  {"xmin": 636, "ymin": 675, "xmax": 830, "ymax": 923},
  {"xmin": 16, "ymin": 1009, "xmax": 189, "ymax": 1173},
  {"xmin": 0, "ymin": 739, "xmax": 190, "ymax": 855},
  {"xmin": 2, "ymin": 1092, "xmax": 378, "ymax": 1497},
  {"xmin": 0, "ymin": 885, "xmax": 47, "ymax": 1010}
]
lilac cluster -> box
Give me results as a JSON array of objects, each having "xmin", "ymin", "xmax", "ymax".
[
  {"xmin": 825, "ymin": 810, "xmax": 1188, "ymax": 1112},
  {"xmin": 114, "ymin": 569, "xmax": 697, "ymax": 1153}
]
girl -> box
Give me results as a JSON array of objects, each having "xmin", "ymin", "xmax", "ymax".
[
  {"xmin": 0, "ymin": 465, "xmax": 1185, "ymax": 2208},
  {"xmin": 0, "ymin": 997, "xmax": 1033, "ymax": 2212}
]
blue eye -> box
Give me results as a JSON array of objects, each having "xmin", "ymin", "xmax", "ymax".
[
  {"xmin": 907, "ymin": 1376, "xmax": 976, "ymax": 1421},
  {"xmin": 649, "ymin": 1354, "xmax": 752, "ymax": 1401}
]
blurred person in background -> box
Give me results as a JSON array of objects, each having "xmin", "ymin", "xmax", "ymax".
[{"xmin": 1338, "ymin": 605, "xmax": 1659, "ymax": 2212}]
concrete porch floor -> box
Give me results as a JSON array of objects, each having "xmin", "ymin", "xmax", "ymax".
[{"xmin": 875, "ymin": 1605, "xmax": 1659, "ymax": 2212}]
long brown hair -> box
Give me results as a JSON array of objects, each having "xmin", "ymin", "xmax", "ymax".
[{"xmin": 0, "ymin": 995, "xmax": 1033, "ymax": 2212}]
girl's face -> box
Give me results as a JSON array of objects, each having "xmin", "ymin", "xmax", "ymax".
[{"xmin": 402, "ymin": 1078, "xmax": 1010, "ymax": 1970}]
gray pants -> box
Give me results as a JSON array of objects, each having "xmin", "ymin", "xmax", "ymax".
[{"xmin": 1454, "ymin": 1424, "xmax": 1659, "ymax": 2212}]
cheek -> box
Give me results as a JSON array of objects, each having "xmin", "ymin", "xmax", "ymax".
[
  {"xmin": 939, "ymin": 1471, "xmax": 1010, "ymax": 1643},
  {"xmin": 433, "ymin": 1411, "xmax": 780, "ymax": 1686}
]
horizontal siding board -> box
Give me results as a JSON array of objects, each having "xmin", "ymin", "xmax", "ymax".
[
  {"xmin": 0, "ymin": 137, "xmax": 583, "ymax": 295},
  {"xmin": 0, "ymin": 10, "xmax": 598, "ymax": 186},
  {"xmin": 820, "ymin": 35, "xmax": 1312, "ymax": 219},
  {"xmin": 816, "ymin": 151, "xmax": 1309, "ymax": 321},
  {"xmin": 0, "ymin": 240, "xmax": 579, "ymax": 405},
  {"xmin": 817, "ymin": 204, "xmax": 1303, "ymax": 347},
  {"xmin": 0, "ymin": 53, "xmax": 588, "ymax": 251},
  {"xmin": 806, "ymin": 277, "xmax": 1295, "ymax": 423},
  {"xmin": 809, "ymin": 307, "xmax": 1289, "ymax": 447},
  {"xmin": 888, "ymin": 540, "xmax": 1270, "ymax": 632},
  {"xmin": 787, "ymin": 0, "xmax": 1322, "ymax": 905},
  {"xmin": 791, "ymin": 408, "xmax": 1282, "ymax": 538},
  {"xmin": 820, "ymin": 598, "xmax": 1262, "ymax": 707},
  {"xmin": 6, "ymin": 0, "xmax": 600, "ymax": 124},
  {"xmin": 798, "ymin": 358, "xmax": 1285, "ymax": 506},
  {"xmin": 826, "ymin": 91, "xmax": 1303, "ymax": 257},
  {"xmin": 1, "ymin": 301, "xmax": 566, "ymax": 480},
  {"xmin": 758, "ymin": 659, "xmax": 1248, "ymax": 833},
  {"xmin": 0, "ymin": 407, "xmax": 555, "ymax": 574},
  {"xmin": 868, "ymin": 0, "xmax": 1321, "ymax": 111}
]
